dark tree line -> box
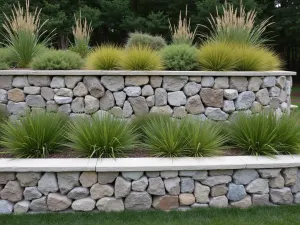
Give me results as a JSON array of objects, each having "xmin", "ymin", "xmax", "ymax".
[{"xmin": 0, "ymin": 0, "xmax": 299, "ymax": 75}]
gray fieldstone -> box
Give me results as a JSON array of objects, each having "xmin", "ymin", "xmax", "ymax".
[
  {"xmin": 73, "ymin": 82, "xmax": 88, "ymax": 96},
  {"xmin": 8, "ymin": 88, "xmax": 25, "ymax": 102},
  {"xmin": 294, "ymin": 193, "xmax": 300, "ymax": 203},
  {"xmin": 124, "ymin": 87, "xmax": 142, "ymax": 97},
  {"xmin": 269, "ymin": 97, "xmax": 280, "ymax": 109},
  {"xmin": 146, "ymin": 95, "xmax": 154, "ymax": 107},
  {"xmin": 189, "ymin": 76, "xmax": 202, "ymax": 83},
  {"xmin": 227, "ymin": 183, "xmax": 247, "ymax": 201},
  {"xmin": 276, "ymin": 76, "xmax": 286, "ymax": 89},
  {"xmin": 223, "ymin": 100, "xmax": 235, "ymax": 113},
  {"xmin": 191, "ymin": 203, "xmax": 209, "ymax": 208},
  {"xmin": 83, "ymin": 76, "xmax": 105, "ymax": 98},
  {"xmin": 269, "ymin": 175, "xmax": 285, "ymax": 189},
  {"xmin": 256, "ymin": 88, "xmax": 270, "ymax": 105},
  {"xmin": 148, "ymin": 177, "xmax": 165, "ymax": 196},
  {"xmin": 200, "ymin": 88, "xmax": 223, "ymax": 107},
  {"xmin": 24, "ymin": 187, "xmax": 42, "ymax": 200},
  {"xmin": 209, "ymin": 196, "xmax": 228, "ymax": 208},
  {"xmin": 122, "ymin": 172, "xmax": 144, "ymax": 181},
  {"xmin": 258, "ymin": 169, "xmax": 281, "ymax": 178},
  {"xmin": 125, "ymin": 191, "xmax": 152, "ymax": 210},
  {"xmin": 97, "ymin": 197, "xmax": 124, "ymax": 212},
  {"xmin": 14, "ymin": 200, "xmax": 30, "ymax": 213},
  {"xmin": 248, "ymin": 77, "xmax": 262, "ymax": 91},
  {"xmin": 110, "ymin": 107, "xmax": 123, "ymax": 118},
  {"xmin": 270, "ymin": 187, "xmax": 293, "ymax": 204},
  {"xmin": 252, "ymin": 194, "xmax": 270, "ymax": 206},
  {"xmin": 101, "ymin": 76, "xmax": 124, "ymax": 91},
  {"xmin": 230, "ymin": 77, "xmax": 248, "ymax": 92},
  {"xmin": 41, "ymin": 87, "xmax": 54, "ymax": 100},
  {"xmin": 164, "ymin": 177, "xmax": 180, "ymax": 195},
  {"xmin": 269, "ymin": 86, "xmax": 281, "ymax": 97},
  {"xmin": 173, "ymin": 106, "xmax": 187, "ymax": 118},
  {"xmin": 142, "ymin": 85, "xmax": 154, "ymax": 96},
  {"xmin": 125, "ymin": 76, "xmax": 149, "ymax": 86},
  {"xmin": 209, "ymin": 170, "xmax": 233, "ymax": 176},
  {"xmin": 205, "ymin": 107, "xmax": 228, "ymax": 121},
  {"xmin": 152, "ymin": 195, "xmax": 179, "ymax": 210},
  {"xmin": 56, "ymin": 88, "xmax": 73, "ymax": 97},
  {"xmin": 113, "ymin": 91, "xmax": 126, "ymax": 107},
  {"xmin": 50, "ymin": 77, "xmax": 65, "ymax": 88},
  {"xmin": 230, "ymin": 195, "xmax": 251, "ymax": 208},
  {"xmin": 282, "ymin": 168, "xmax": 298, "ymax": 186},
  {"xmin": 181, "ymin": 177, "xmax": 194, "ymax": 193},
  {"xmin": 262, "ymin": 76, "xmax": 276, "ymax": 88},
  {"xmin": 90, "ymin": 183, "xmax": 114, "ymax": 199},
  {"xmin": 123, "ymin": 101, "xmax": 133, "ymax": 117},
  {"xmin": 16, "ymin": 172, "xmax": 41, "ymax": 187},
  {"xmin": 192, "ymin": 171, "xmax": 208, "ymax": 181},
  {"xmin": 0, "ymin": 181, "xmax": 23, "ymax": 202},
  {"xmin": 224, "ymin": 89, "xmax": 238, "ymax": 100},
  {"xmin": 183, "ymin": 82, "xmax": 201, "ymax": 96},
  {"xmin": 280, "ymin": 102, "xmax": 288, "ymax": 112},
  {"xmin": 279, "ymin": 91, "xmax": 287, "ymax": 103},
  {"xmin": 0, "ymin": 89, "xmax": 8, "ymax": 103},
  {"xmin": 65, "ymin": 76, "xmax": 82, "ymax": 88},
  {"xmin": 128, "ymin": 96, "xmax": 149, "ymax": 115},
  {"xmin": 201, "ymin": 175, "xmax": 232, "ymax": 187},
  {"xmin": 0, "ymin": 76, "xmax": 13, "ymax": 90},
  {"xmin": 235, "ymin": 91, "xmax": 255, "ymax": 110},
  {"xmin": 99, "ymin": 91, "xmax": 115, "ymax": 111},
  {"xmin": 179, "ymin": 193, "xmax": 195, "ymax": 206},
  {"xmin": 12, "ymin": 76, "xmax": 29, "ymax": 88},
  {"xmin": 251, "ymin": 101, "xmax": 262, "ymax": 113},
  {"xmin": 29, "ymin": 196, "xmax": 48, "ymax": 212},
  {"xmin": 24, "ymin": 86, "xmax": 40, "ymax": 95},
  {"xmin": 115, "ymin": 177, "xmax": 131, "ymax": 198},
  {"xmin": 0, "ymin": 173, "xmax": 16, "ymax": 184},
  {"xmin": 132, "ymin": 176, "xmax": 148, "ymax": 192},
  {"xmin": 163, "ymin": 76, "xmax": 188, "ymax": 91},
  {"xmin": 0, "ymin": 200, "xmax": 14, "ymax": 214},
  {"xmin": 98, "ymin": 172, "xmax": 119, "ymax": 184},
  {"xmin": 28, "ymin": 76, "xmax": 51, "ymax": 86},
  {"xmin": 57, "ymin": 172, "xmax": 80, "ymax": 195},
  {"xmin": 246, "ymin": 178, "xmax": 269, "ymax": 194},
  {"xmin": 179, "ymin": 171, "xmax": 197, "ymax": 177},
  {"xmin": 58, "ymin": 104, "xmax": 71, "ymax": 115},
  {"xmin": 7, "ymin": 101, "xmax": 28, "ymax": 115},
  {"xmin": 291, "ymin": 171, "xmax": 300, "ymax": 193},
  {"xmin": 67, "ymin": 187, "xmax": 89, "ymax": 200},
  {"xmin": 71, "ymin": 97, "xmax": 84, "ymax": 113},
  {"xmin": 201, "ymin": 77, "xmax": 214, "ymax": 87},
  {"xmin": 72, "ymin": 197, "xmax": 95, "ymax": 211},
  {"xmin": 168, "ymin": 91, "xmax": 186, "ymax": 106},
  {"xmin": 146, "ymin": 172, "xmax": 160, "ymax": 178},
  {"xmin": 26, "ymin": 95, "xmax": 45, "ymax": 107},
  {"xmin": 47, "ymin": 193, "xmax": 72, "ymax": 212},
  {"xmin": 155, "ymin": 88, "xmax": 167, "ymax": 106},
  {"xmin": 186, "ymin": 95, "xmax": 205, "ymax": 114},
  {"xmin": 194, "ymin": 182, "xmax": 210, "ymax": 203},
  {"xmin": 214, "ymin": 77, "xmax": 229, "ymax": 89},
  {"xmin": 211, "ymin": 184, "xmax": 228, "ymax": 197},
  {"xmin": 85, "ymin": 95, "xmax": 99, "ymax": 114},
  {"xmin": 285, "ymin": 80, "xmax": 291, "ymax": 95},
  {"xmin": 54, "ymin": 95, "xmax": 72, "ymax": 104},
  {"xmin": 161, "ymin": 171, "xmax": 178, "ymax": 179},
  {"xmin": 150, "ymin": 76, "xmax": 162, "ymax": 88}
]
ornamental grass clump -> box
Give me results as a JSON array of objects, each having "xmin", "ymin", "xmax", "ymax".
[
  {"xmin": 169, "ymin": 6, "xmax": 198, "ymax": 45},
  {"xmin": 31, "ymin": 50, "xmax": 83, "ymax": 70},
  {"xmin": 2, "ymin": 0, "xmax": 54, "ymax": 68},
  {"xmin": 85, "ymin": 45, "xmax": 122, "ymax": 70},
  {"xmin": 120, "ymin": 45, "xmax": 163, "ymax": 70},
  {"xmin": 161, "ymin": 44, "xmax": 200, "ymax": 71},
  {"xmin": 181, "ymin": 118, "xmax": 228, "ymax": 157},
  {"xmin": 227, "ymin": 112, "xmax": 300, "ymax": 156},
  {"xmin": 125, "ymin": 32, "xmax": 166, "ymax": 50},
  {"xmin": 70, "ymin": 12, "xmax": 93, "ymax": 58},
  {"xmin": 0, "ymin": 112, "xmax": 68, "ymax": 158},
  {"xmin": 66, "ymin": 115, "xmax": 138, "ymax": 158}
]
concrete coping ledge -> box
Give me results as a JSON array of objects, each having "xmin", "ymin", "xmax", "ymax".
[
  {"xmin": 1, "ymin": 155, "xmax": 300, "ymax": 172},
  {"xmin": 0, "ymin": 70, "xmax": 296, "ymax": 76}
]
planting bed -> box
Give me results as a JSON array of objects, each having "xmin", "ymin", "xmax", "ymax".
[
  {"xmin": 0, "ymin": 70, "xmax": 295, "ymax": 121},
  {"xmin": 0, "ymin": 156, "xmax": 300, "ymax": 214}
]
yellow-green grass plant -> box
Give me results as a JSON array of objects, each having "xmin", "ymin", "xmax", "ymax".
[
  {"xmin": 120, "ymin": 45, "xmax": 163, "ymax": 70},
  {"xmin": 85, "ymin": 45, "xmax": 122, "ymax": 70},
  {"xmin": 202, "ymin": 2, "xmax": 272, "ymax": 47},
  {"xmin": 66, "ymin": 115, "xmax": 138, "ymax": 158},
  {"xmin": 31, "ymin": 50, "xmax": 83, "ymax": 70},
  {"xmin": 125, "ymin": 32, "xmax": 166, "ymax": 51},
  {"xmin": 2, "ymin": 0, "xmax": 54, "ymax": 68},
  {"xmin": 181, "ymin": 118, "xmax": 228, "ymax": 157},
  {"xmin": 227, "ymin": 112, "xmax": 300, "ymax": 156},
  {"xmin": 198, "ymin": 41, "xmax": 236, "ymax": 71},
  {"xmin": 70, "ymin": 11, "xmax": 93, "ymax": 58},
  {"xmin": 0, "ymin": 48, "xmax": 18, "ymax": 68},
  {"xmin": 0, "ymin": 112, "xmax": 68, "ymax": 158},
  {"xmin": 161, "ymin": 44, "xmax": 200, "ymax": 71}
]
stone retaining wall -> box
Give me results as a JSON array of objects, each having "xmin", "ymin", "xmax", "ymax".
[
  {"xmin": 0, "ymin": 167, "xmax": 300, "ymax": 214},
  {"xmin": 0, "ymin": 71, "xmax": 294, "ymax": 120}
]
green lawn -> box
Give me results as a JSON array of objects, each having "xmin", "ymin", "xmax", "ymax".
[{"xmin": 1, "ymin": 206, "xmax": 300, "ymax": 225}]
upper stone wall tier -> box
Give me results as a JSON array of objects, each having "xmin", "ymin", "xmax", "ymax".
[{"xmin": 0, "ymin": 73, "xmax": 293, "ymax": 121}]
